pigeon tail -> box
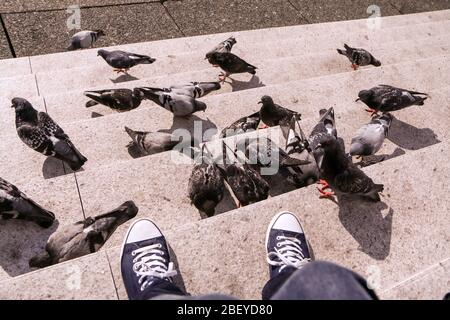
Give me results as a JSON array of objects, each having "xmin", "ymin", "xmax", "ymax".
[
  {"xmin": 124, "ymin": 126, "xmax": 142, "ymax": 142},
  {"xmin": 366, "ymin": 183, "xmax": 384, "ymax": 202},
  {"xmin": 84, "ymin": 92, "xmax": 106, "ymax": 107},
  {"xmin": 343, "ymin": 43, "xmax": 351, "ymax": 51},
  {"xmin": 18, "ymin": 197, "xmax": 56, "ymax": 228},
  {"xmin": 136, "ymin": 57, "xmax": 156, "ymax": 64},
  {"xmin": 56, "ymin": 143, "xmax": 87, "ymax": 171},
  {"xmin": 414, "ymin": 96, "xmax": 428, "ymax": 106},
  {"xmin": 337, "ymin": 49, "xmax": 346, "ymax": 56},
  {"xmin": 247, "ymin": 65, "xmax": 257, "ymax": 75},
  {"xmin": 85, "ymin": 99, "xmax": 99, "ymax": 108}
]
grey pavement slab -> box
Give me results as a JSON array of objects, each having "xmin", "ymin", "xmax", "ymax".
[
  {"xmin": 0, "ymin": 1, "xmax": 160, "ymax": 13},
  {"xmin": 289, "ymin": 0, "xmax": 401, "ymax": 23},
  {"xmin": 164, "ymin": 0, "xmax": 308, "ymax": 36},
  {"xmin": 2, "ymin": 2, "xmax": 182, "ymax": 57},
  {"xmin": 390, "ymin": 0, "xmax": 450, "ymax": 14},
  {"xmin": 0, "ymin": 28, "xmax": 12, "ymax": 59}
]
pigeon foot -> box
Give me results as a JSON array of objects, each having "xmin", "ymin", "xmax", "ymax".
[
  {"xmin": 317, "ymin": 179, "xmax": 331, "ymax": 190},
  {"xmin": 352, "ymin": 64, "xmax": 359, "ymax": 70},
  {"xmin": 114, "ymin": 68, "xmax": 129, "ymax": 74},
  {"xmin": 317, "ymin": 187, "xmax": 335, "ymax": 198},
  {"xmin": 365, "ymin": 108, "xmax": 379, "ymax": 116}
]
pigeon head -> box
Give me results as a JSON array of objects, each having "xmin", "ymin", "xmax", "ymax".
[
  {"xmin": 356, "ymin": 89, "xmax": 373, "ymax": 103},
  {"xmin": 371, "ymin": 58, "xmax": 381, "ymax": 67},
  {"xmin": 316, "ymin": 135, "xmax": 338, "ymax": 151},
  {"xmin": 258, "ymin": 95, "xmax": 274, "ymax": 105},
  {"xmin": 94, "ymin": 30, "xmax": 106, "ymax": 37},
  {"xmin": 11, "ymin": 98, "xmax": 36, "ymax": 116},
  {"xmin": 133, "ymin": 88, "xmax": 146, "ymax": 99},
  {"xmin": 90, "ymin": 201, "xmax": 138, "ymax": 236},
  {"xmin": 195, "ymin": 101, "xmax": 207, "ymax": 112},
  {"xmin": 97, "ymin": 49, "xmax": 108, "ymax": 58}
]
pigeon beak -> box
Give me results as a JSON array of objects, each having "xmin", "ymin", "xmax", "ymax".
[
  {"xmin": 355, "ymin": 98, "xmax": 361, "ymax": 102},
  {"xmin": 258, "ymin": 101, "xmax": 263, "ymax": 104}
]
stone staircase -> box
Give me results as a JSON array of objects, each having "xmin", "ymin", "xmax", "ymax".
[{"xmin": 0, "ymin": 10, "xmax": 449, "ymax": 300}]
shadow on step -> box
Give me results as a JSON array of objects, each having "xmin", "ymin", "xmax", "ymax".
[
  {"xmin": 388, "ymin": 118, "xmax": 440, "ymax": 151},
  {"xmin": 161, "ymin": 115, "xmax": 218, "ymax": 142},
  {"xmin": 0, "ymin": 219, "xmax": 59, "ymax": 277},
  {"xmin": 110, "ymin": 74, "xmax": 139, "ymax": 84},
  {"xmin": 168, "ymin": 244, "xmax": 188, "ymax": 295},
  {"xmin": 227, "ymin": 75, "xmax": 265, "ymax": 92},
  {"xmin": 356, "ymin": 147, "xmax": 406, "ymax": 168},
  {"xmin": 337, "ymin": 196, "xmax": 393, "ymax": 261},
  {"xmin": 42, "ymin": 157, "xmax": 68, "ymax": 180}
]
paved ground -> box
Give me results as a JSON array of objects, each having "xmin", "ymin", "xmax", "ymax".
[{"xmin": 0, "ymin": 0, "xmax": 449, "ymax": 58}]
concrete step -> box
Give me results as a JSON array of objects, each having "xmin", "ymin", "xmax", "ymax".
[
  {"xmin": 1, "ymin": 19, "xmax": 449, "ymax": 99},
  {"xmin": 1, "ymin": 17, "xmax": 450, "ymax": 98},
  {"xmin": 23, "ymin": 10, "xmax": 450, "ymax": 75},
  {"xmin": 1, "ymin": 142, "xmax": 448, "ymax": 299},
  {"xmin": 1, "ymin": 56, "xmax": 448, "ymax": 184},
  {"xmin": 381, "ymin": 258, "xmax": 450, "ymax": 300}
]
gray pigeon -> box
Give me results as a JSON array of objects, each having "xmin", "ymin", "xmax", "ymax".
[
  {"xmin": 29, "ymin": 201, "xmax": 138, "ymax": 268},
  {"xmin": 317, "ymin": 135, "xmax": 384, "ymax": 201},
  {"xmin": 125, "ymin": 126, "xmax": 193, "ymax": 155},
  {"xmin": 0, "ymin": 177, "xmax": 55, "ymax": 228},
  {"xmin": 207, "ymin": 52, "xmax": 257, "ymax": 83},
  {"xmin": 137, "ymin": 87, "xmax": 207, "ymax": 117},
  {"xmin": 84, "ymin": 88, "xmax": 145, "ymax": 111},
  {"xmin": 12, "ymin": 98, "xmax": 87, "ymax": 171},
  {"xmin": 337, "ymin": 44, "xmax": 381, "ymax": 70},
  {"xmin": 169, "ymin": 82, "xmax": 221, "ymax": 98},
  {"xmin": 220, "ymin": 111, "xmax": 261, "ymax": 138},
  {"xmin": 259, "ymin": 95, "xmax": 299, "ymax": 128},
  {"xmin": 68, "ymin": 30, "xmax": 105, "ymax": 51},
  {"xmin": 350, "ymin": 113, "xmax": 393, "ymax": 157},
  {"xmin": 308, "ymin": 107, "xmax": 337, "ymax": 168},
  {"xmin": 279, "ymin": 115, "xmax": 319, "ymax": 188},
  {"xmin": 97, "ymin": 49, "xmax": 156, "ymax": 73},
  {"xmin": 357, "ymin": 85, "xmax": 428, "ymax": 115},
  {"xmin": 220, "ymin": 141, "xmax": 269, "ymax": 207},
  {"xmin": 188, "ymin": 145, "xmax": 225, "ymax": 217},
  {"xmin": 205, "ymin": 36, "xmax": 237, "ymax": 62}
]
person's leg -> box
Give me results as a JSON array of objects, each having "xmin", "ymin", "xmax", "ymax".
[
  {"xmin": 271, "ymin": 261, "xmax": 377, "ymax": 300},
  {"xmin": 262, "ymin": 211, "xmax": 312, "ymax": 300},
  {"xmin": 120, "ymin": 219, "xmax": 187, "ymax": 300},
  {"xmin": 261, "ymin": 211, "xmax": 377, "ymax": 300}
]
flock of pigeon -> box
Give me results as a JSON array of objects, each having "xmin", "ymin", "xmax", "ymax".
[{"xmin": 0, "ymin": 30, "xmax": 429, "ymax": 268}]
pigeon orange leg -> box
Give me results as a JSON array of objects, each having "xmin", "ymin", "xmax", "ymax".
[
  {"xmin": 317, "ymin": 187, "xmax": 335, "ymax": 198},
  {"xmin": 352, "ymin": 64, "xmax": 359, "ymax": 70},
  {"xmin": 317, "ymin": 179, "xmax": 331, "ymax": 190},
  {"xmin": 218, "ymin": 72, "xmax": 229, "ymax": 84},
  {"xmin": 365, "ymin": 108, "xmax": 379, "ymax": 116},
  {"xmin": 114, "ymin": 68, "xmax": 129, "ymax": 74}
]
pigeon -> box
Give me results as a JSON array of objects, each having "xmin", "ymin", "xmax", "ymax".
[
  {"xmin": 259, "ymin": 95, "xmax": 299, "ymax": 128},
  {"xmin": 0, "ymin": 177, "xmax": 55, "ymax": 228},
  {"xmin": 207, "ymin": 52, "xmax": 257, "ymax": 83},
  {"xmin": 12, "ymin": 98, "xmax": 87, "ymax": 171},
  {"xmin": 188, "ymin": 145, "xmax": 225, "ymax": 217},
  {"xmin": 29, "ymin": 201, "xmax": 138, "ymax": 268},
  {"xmin": 220, "ymin": 141, "xmax": 269, "ymax": 207},
  {"xmin": 350, "ymin": 113, "xmax": 393, "ymax": 157},
  {"xmin": 125, "ymin": 126, "xmax": 193, "ymax": 155},
  {"xmin": 278, "ymin": 115, "xmax": 319, "ymax": 188},
  {"xmin": 205, "ymin": 36, "xmax": 237, "ymax": 61},
  {"xmin": 137, "ymin": 87, "xmax": 207, "ymax": 117},
  {"xmin": 244, "ymin": 136, "xmax": 310, "ymax": 169},
  {"xmin": 168, "ymin": 82, "xmax": 221, "ymax": 98},
  {"xmin": 356, "ymin": 85, "xmax": 428, "ymax": 115},
  {"xmin": 68, "ymin": 30, "xmax": 105, "ymax": 51},
  {"xmin": 84, "ymin": 88, "xmax": 145, "ymax": 111},
  {"xmin": 337, "ymin": 44, "xmax": 381, "ymax": 70},
  {"xmin": 308, "ymin": 107, "xmax": 337, "ymax": 167},
  {"xmin": 220, "ymin": 111, "xmax": 261, "ymax": 138},
  {"xmin": 316, "ymin": 135, "xmax": 384, "ymax": 201},
  {"xmin": 97, "ymin": 49, "xmax": 156, "ymax": 73}
]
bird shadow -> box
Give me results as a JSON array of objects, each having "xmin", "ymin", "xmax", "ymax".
[
  {"xmin": 110, "ymin": 74, "xmax": 139, "ymax": 84},
  {"xmin": 387, "ymin": 117, "xmax": 440, "ymax": 151},
  {"xmin": 337, "ymin": 195, "xmax": 393, "ymax": 260},
  {"xmin": 0, "ymin": 219, "xmax": 59, "ymax": 277},
  {"xmin": 160, "ymin": 115, "xmax": 218, "ymax": 142},
  {"xmin": 91, "ymin": 111, "xmax": 104, "ymax": 118},
  {"xmin": 209, "ymin": 187, "xmax": 237, "ymax": 217},
  {"xmin": 262, "ymin": 171, "xmax": 299, "ymax": 197},
  {"xmin": 227, "ymin": 75, "xmax": 265, "ymax": 92},
  {"xmin": 42, "ymin": 157, "xmax": 67, "ymax": 179},
  {"xmin": 168, "ymin": 244, "xmax": 189, "ymax": 295},
  {"xmin": 356, "ymin": 147, "xmax": 406, "ymax": 168}
]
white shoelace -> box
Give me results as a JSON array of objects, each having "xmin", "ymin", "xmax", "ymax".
[
  {"xmin": 132, "ymin": 244, "xmax": 178, "ymax": 291},
  {"xmin": 267, "ymin": 236, "xmax": 311, "ymax": 272}
]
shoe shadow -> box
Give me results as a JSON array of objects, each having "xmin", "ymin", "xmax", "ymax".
[
  {"xmin": 42, "ymin": 157, "xmax": 67, "ymax": 179},
  {"xmin": 0, "ymin": 219, "xmax": 59, "ymax": 277},
  {"xmin": 337, "ymin": 195, "xmax": 393, "ymax": 260},
  {"xmin": 356, "ymin": 147, "xmax": 406, "ymax": 168},
  {"xmin": 110, "ymin": 74, "xmax": 139, "ymax": 84},
  {"xmin": 168, "ymin": 245, "xmax": 189, "ymax": 295},
  {"xmin": 228, "ymin": 75, "xmax": 265, "ymax": 92},
  {"xmin": 387, "ymin": 117, "xmax": 440, "ymax": 151}
]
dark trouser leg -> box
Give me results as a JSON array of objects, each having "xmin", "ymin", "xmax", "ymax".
[{"xmin": 263, "ymin": 261, "xmax": 378, "ymax": 300}]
